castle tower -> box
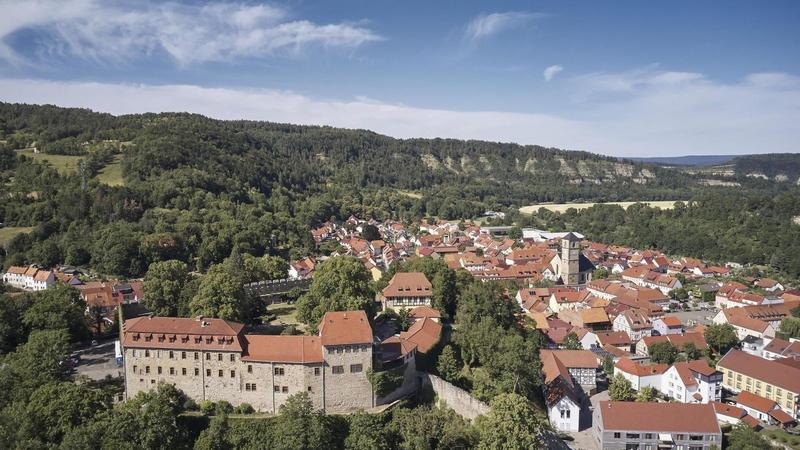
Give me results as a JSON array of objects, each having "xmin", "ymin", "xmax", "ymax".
[{"xmin": 560, "ymin": 232, "xmax": 581, "ymax": 286}]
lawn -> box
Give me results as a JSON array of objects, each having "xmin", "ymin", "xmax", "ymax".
[
  {"xmin": 94, "ymin": 155, "xmax": 124, "ymax": 186},
  {"xmin": 259, "ymin": 303, "xmax": 308, "ymax": 334},
  {"xmin": 519, "ymin": 200, "xmax": 679, "ymax": 214},
  {"xmin": 0, "ymin": 226, "xmax": 35, "ymax": 247},
  {"xmin": 16, "ymin": 148, "xmax": 83, "ymax": 174}
]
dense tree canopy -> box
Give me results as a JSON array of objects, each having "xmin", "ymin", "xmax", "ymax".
[{"xmin": 296, "ymin": 256, "xmax": 374, "ymax": 328}]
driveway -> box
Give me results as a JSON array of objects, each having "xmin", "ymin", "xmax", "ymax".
[{"xmin": 72, "ymin": 340, "xmax": 123, "ymax": 381}]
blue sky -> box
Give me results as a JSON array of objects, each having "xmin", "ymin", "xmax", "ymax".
[{"xmin": 0, "ymin": 0, "xmax": 798, "ymax": 156}]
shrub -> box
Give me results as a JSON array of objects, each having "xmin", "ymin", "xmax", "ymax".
[
  {"xmin": 199, "ymin": 400, "xmax": 215, "ymax": 415},
  {"xmin": 215, "ymin": 400, "xmax": 233, "ymax": 415},
  {"xmin": 234, "ymin": 403, "xmax": 255, "ymax": 414},
  {"xmin": 183, "ymin": 398, "xmax": 199, "ymax": 410}
]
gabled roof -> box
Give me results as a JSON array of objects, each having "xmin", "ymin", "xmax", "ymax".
[
  {"xmin": 596, "ymin": 330, "xmax": 632, "ymax": 346},
  {"xmin": 718, "ymin": 350, "xmax": 800, "ymax": 393},
  {"xmin": 640, "ymin": 333, "xmax": 708, "ymax": 351},
  {"xmin": 399, "ymin": 317, "xmax": 442, "ymax": 353},
  {"xmin": 408, "ymin": 305, "xmax": 441, "ymax": 320},
  {"xmin": 658, "ymin": 316, "xmax": 683, "ymax": 328},
  {"xmin": 598, "ymin": 401, "xmax": 720, "ymax": 433},
  {"xmin": 615, "ymin": 357, "xmax": 668, "ymax": 377},
  {"xmin": 734, "ymin": 391, "xmax": 777, "ymax": 414},
  {"xmin": 318, "ymin": 310, "xmax": 373, "ymax": 346},
  {"xmin": 711, "ymin": 401, "xmax": 746, "ymax": 419}
]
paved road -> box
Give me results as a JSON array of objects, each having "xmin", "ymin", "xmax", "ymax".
[{"xmin": 73, "ymin": 340, "xmax": 123, "ymax": 380}]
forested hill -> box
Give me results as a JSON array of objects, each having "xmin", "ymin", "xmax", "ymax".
[
  {"xmin": 0, "ymin": 102, "xmax": 703, "ymax": 204},
  {"xmin": 730, "ymin": 153, "xmax": 800, "ymax": 183},
  {"xmin": 0, "ymin": 102, "xmax": 797, "ymax": 278}
]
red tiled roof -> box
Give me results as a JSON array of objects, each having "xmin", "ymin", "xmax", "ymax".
[
  {"xmin": 399, "ymin": 317, "xmax": 441, "ymax": 353},
  {"xmin": 615, "ymin": 357, "xmax": 668, "ymax": 377},
  {"xmin": 598, "ymin": 401, "xmax": 720, "ymax": 433},
  {"xmin": 318, "ymin": 310, "xmax": 372, "ymax": 346},
  {"xmin": 408, "ymin": 305, "xmax": 441, "ymax": 319},
  {"xmin": 641, "ymin": 333, "xmax": 708, "ymax": 351},
  {"xmin": 382, "ymin": 272, "xmax": 432, "ymax": 298},
  {"xmin": 659, "ymin": 316, "xmax": 682, "ymax": 327},
  {"xmin": 123, "ymin": 316, "xmax": 244, "ymax": 351},
  {"xmin": 711, "ymin": 401, "xmax": 746, "ymax": 419},
  {"xmin": 769, "ymin": 408, "xmax": 796, "ymax": 424},
  {"xmin": 241, "ymin": 335, "xmax": 323, "ymax": 363},
  {"xmin": 596, "ymin": 330, "xmax": 632, "ymax": 346},
  {"xmin": 734, "ymin": 391, "xmax": 777, "ymax": 414},
  {"xmin": 718, "ymin": 350, "xmax": 800, "ymax": 393}
]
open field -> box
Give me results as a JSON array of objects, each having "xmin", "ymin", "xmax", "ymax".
[
  {"xmin": 0, "ymin": 226, "xmax": 34, "ymax": 247},
  {"xmin": 520, "ymin": 200, "xmax": 678, "ymax": 214},
  {"xmin": 16, "ymin": 148, "xmax": 83, "ymax": 174},
  {"xmin": 95, "ymin": 155, "xmax": 124, "ymax": 186}
]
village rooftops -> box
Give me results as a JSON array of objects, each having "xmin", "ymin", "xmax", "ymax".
[
  {"xmin": 382, "ymin": 272, "xmax": 432, "ymax": 298},
  {"xmin": 598, "ymin": 401, "xmax": 721, "ymax": 434}
]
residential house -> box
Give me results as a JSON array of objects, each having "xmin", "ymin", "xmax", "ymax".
[
  {"xmin": 636, "ymin": 333, "xmax": 708, "ymax": 356},
  {"xmin": 548, "ymin": 290, "xmax": 590, "ymax": 314},
  {"xmin": 381, "ymin": 272, "xmax": 433, "ymax": 311},
  {"xmin": 559, "ymin": 308, "xmax": 611, "ymax": 332},
  {"xmin": 614, "ymin": 358, "xmax": 668, "ymax": 390},
  {"xmin": 593, "ymin": 401, "xmax": 722, "ymax": 450},
  {"xmin": 621, "ymin": 267, "xmax": 682, "ymax": 295},
  {"xmin": 661, "ymin": 360, "xmax": 721, "ymax": 404},
  {"xmin": 652, "ymin": 316, "xmax": 684, "ymax": 336},
  {"xmin": 288, "ymin": 257, "xmax": 316, "ymax": 279},
  {"xmin": 407, "ymin": 306, "xmax": 441, "ymax": 324},
  {"xmin": 755, "ymin": 278, "xmax": 785, "ymax": 293},
  {"xmin": 2, "ymin": 265, "xmax": 55, "ymax": 291},
  {"xmin": 762, "ymin": 338, "xmax": 800, "ymax": 360},
  {"xmin": 595, "ymin": 331, "xmax": 633, "ymax": 353},
  {"xmin": 733, "ymin": 391, "xmax": 796, "ymax": 427},
  {"xmin": 540, "ymin": 349, "xmax": 599, "ymax": 391},
  {"xmin": 718, "ymin": 350, "xmax": 800, "ymax": 419},
  {"xmin": 540, "ymin": 350, "xmax": 584, "ymax": 432},
  {"xmin": 612, "ymin": 309, "xmax": 652, "ymax": 342},
  {"xmin": 711, "ymin": 401, "xmax": 758, "ymax": 428}
]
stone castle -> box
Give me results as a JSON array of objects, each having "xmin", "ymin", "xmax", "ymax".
[{"xmin": 122, "ymin": 310, "xmax": 374, "ymax": 413}]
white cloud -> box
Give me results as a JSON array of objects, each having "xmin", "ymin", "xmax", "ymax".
[
  {"xmin": 0, "ymin": 69, "xmax": 798, "ymax": 157},
  {"xmin": 543, "ymin": 65, "xmax": 563, "ymax": 82},
  {"xmin": 0, "ymin": 0, "xmax": 382, "ymax": 66},
  {"xmin": 465, "ymin": 12, "xmax": 542, "ymax": 40}
]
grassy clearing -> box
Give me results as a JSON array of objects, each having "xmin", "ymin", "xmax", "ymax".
[
  {"xmin": 94, "ymin": 155, "xmax": 124, "ymax": 186},
  {"xmin": 16, "ymin": 148, "xmax": 83, "ymax": 174},
  {"xmin": 397, "ymin": 190, "xmax": 423, "ymax": 199},
  {"xmin": 0, "ymin": 226, "xmax": 35, "ymax": 247},
  {"xmin": 519, "ymin": 200, "xmax": 679, "ymax": 214}
]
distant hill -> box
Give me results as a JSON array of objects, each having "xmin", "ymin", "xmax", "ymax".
[
  {"xmin": 624, "ymin": 155, "xmax": 737, "ymax": 166},
  {"xmin": 730, "ymin": 153, "xmax": 800, "ymax": 184}
]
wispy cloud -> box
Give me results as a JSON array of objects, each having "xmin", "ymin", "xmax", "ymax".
[
  {"xmin": 543, "ymin": 65, "xmax": 563, "ymax": 82},
  {"xmin": 1, "ymin": 70, "xmax": 797, "ymax": 157},
  {"xmin": 0, "ymin": 0, "xmax": 382, "ymax": 66},
  {"xmin": 464, "ymin": 11, "xmax": 543, "ymax": 41}
]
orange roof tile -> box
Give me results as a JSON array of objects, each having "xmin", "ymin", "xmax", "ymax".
[
  {"xmin": 382, "ymin": 272, "xmax": 432, "ymax": 298},
  {"xmin": 242, "ymin": 335, "xmax": 323, "ymax": 363},
  {"xmin": 318, "ymin": 310, "xmax": 372, "ymax": 346}
]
